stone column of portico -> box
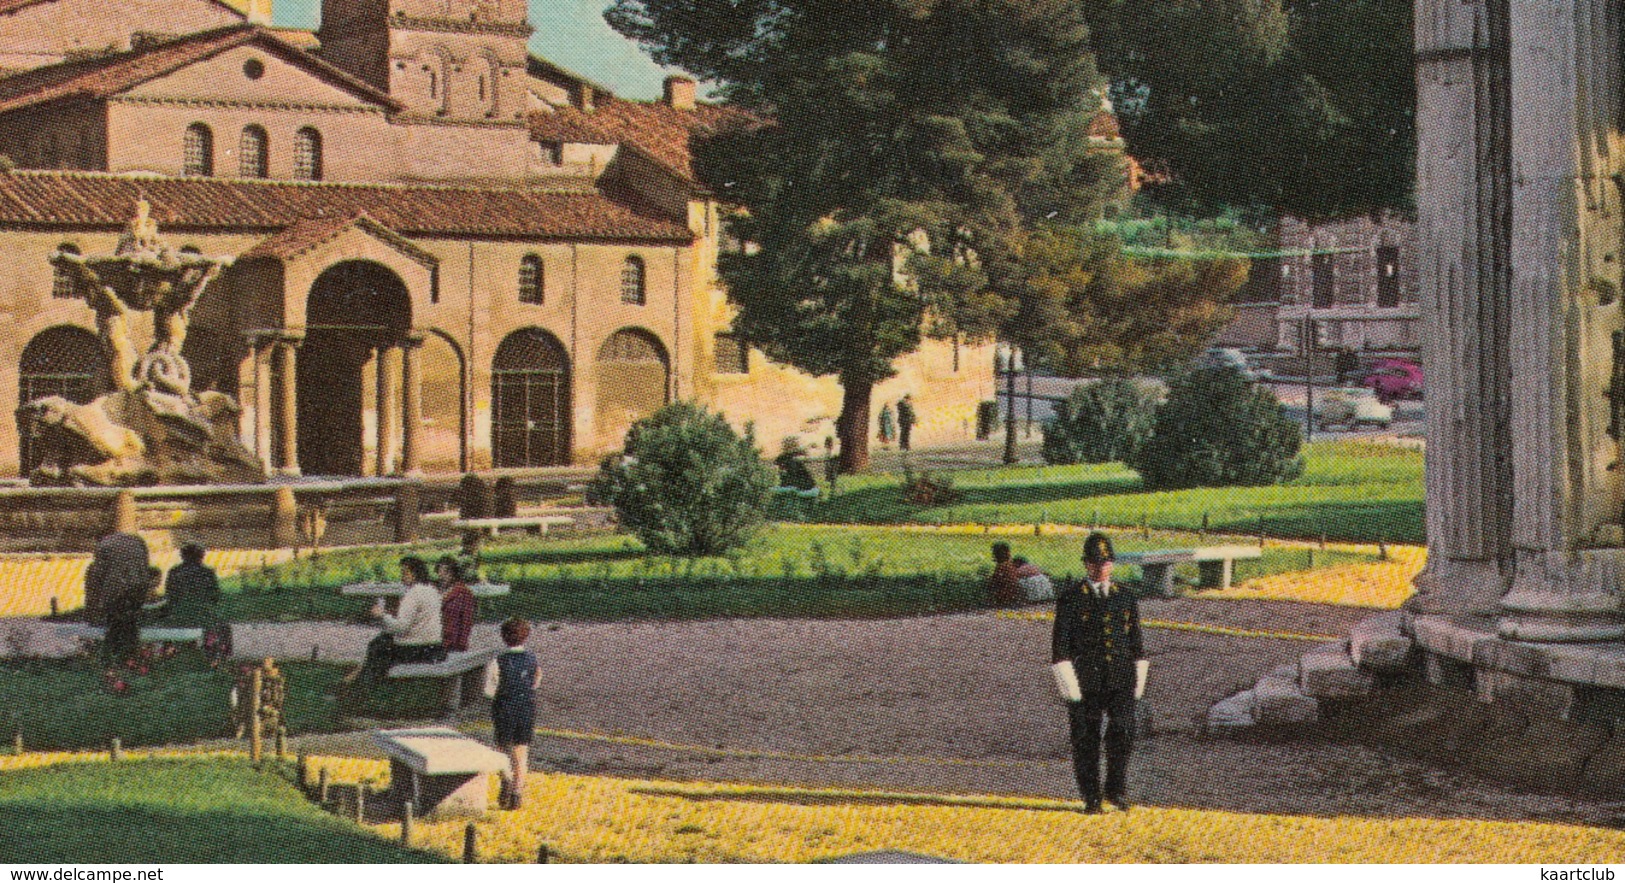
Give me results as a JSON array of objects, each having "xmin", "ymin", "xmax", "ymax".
[
  {"xmin": 375, "ymin": 344, "xmax": 400, "ymax": 477},
  {"xmin": 1410, "ymin": 0, "xmax": 1517, "ymax": 617},
  {"xmin": 273, "ymin": 334, "xmax": 302, "ymax": 477},
  {"xmin": 401, "ymin": 334, "xmax": 424, "ymax": 476},
  {"xmin": 252, "ymin": 333, "xmax": 274, "ymax": 473},
  {"xmin": 1501, "ymin": 0, "xmax": 1625, "ymax": 641}
]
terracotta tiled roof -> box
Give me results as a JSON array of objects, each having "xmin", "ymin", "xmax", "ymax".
[
  {"xmin": 0, "ymin": 171, "xmax": 695, "ymax": 242},
  {"xmin": 241, "ymin": 212, "xmax": 439, "ymax": 266},
  {"xmin": 0, "ymin": 24, "xmax": 399, "ymax": 116},
  {"xmin": 528, "ymin": 96, "xmax": 751, "ymax": 184}
]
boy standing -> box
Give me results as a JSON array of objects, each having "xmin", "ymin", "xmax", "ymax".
[{"xmin": 484, "ymin": 617, "xmax": 541, "ymax": 810}]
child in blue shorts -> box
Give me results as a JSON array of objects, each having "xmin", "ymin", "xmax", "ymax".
[{"xmin": 484, "ymin": 617, "xmax": 540, "ymax": 810}]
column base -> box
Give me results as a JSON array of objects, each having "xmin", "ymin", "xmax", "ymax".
[{"xmin": 1498, "ymin": 590, "xmax": 1625, "ymax": 642}]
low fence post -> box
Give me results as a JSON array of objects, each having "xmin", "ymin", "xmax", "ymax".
[
  {"xmin": 401, "ymin": 800, "xmax": 415, "ymax": 846},
  {"xmin": 109, "ymin": 737, "xmax": 120, "ymax": 762},
  {"xmin": 355, "ymin": 782, "xmax": 366, "ymax": 823},
  {"xmin": 12, "ymin": 733, "xmax": 21, "ymax": 756},
  {"xmin": 249, "ymin": 667, "xmax": 263, "ymax": 764},
  {"xmin": 537, "ymin": 843, "xmax": 551, "ymax": 864},
  {"xmin": 275, "ymin": 725, "xmax": 287, "ymax": 760},
  {"xmin": 318, "ymin": 768, "xmax": 330, "ymax": 804},
  {"xmin": 463, "ymin": 823, "xmax": 478, "ymax": 863}
]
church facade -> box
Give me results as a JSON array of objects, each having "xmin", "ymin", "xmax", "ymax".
[{"xmin": 0, "ymin": 0, "xmax": 993, "ymax": 479}]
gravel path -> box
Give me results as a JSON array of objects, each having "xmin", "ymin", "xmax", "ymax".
[{"xmin": 6, "ymin": 599, "xmax": 1617, "ymax": 827}]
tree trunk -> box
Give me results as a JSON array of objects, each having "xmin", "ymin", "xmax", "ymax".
[{"xmin": 835, "ymin": 378, "xmax": 874, "ymax": 474}]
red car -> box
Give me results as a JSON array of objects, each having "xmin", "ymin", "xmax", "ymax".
[{"xmin": 1360, "ymin": 358, "xmax": 1424, "ymax": 403}]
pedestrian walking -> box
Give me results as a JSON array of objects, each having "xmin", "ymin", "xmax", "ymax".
[
  {"xmin": 1050, "ymin": 532, "xmax": 1148, "ymax": 813},
  {"xmin": 484, "ymin": 617, "xmax": 541, "ymax": 810},
  {"xmin": 878, "ymin": 402, "xmax": 896, "ymax": 447},
  {"xmin": 896, "ymin": 394, "xmax": 917, "ymax": 452}
]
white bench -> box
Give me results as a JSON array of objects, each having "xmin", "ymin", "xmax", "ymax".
[
  {"xmin": 451, "ymin": 515, "xmax": 576, "ymax": 538},
  {"xmin": 1115, "ymin": 544, "xmax": 1263, "ymax": 595},
  {"xmin": 341, "ymin": 581, "xmax": 511, "ymax": 598},
  {"xmin": 386, "ymin": 647, "xmax": 501, "ymax": 716},
  {"xmin": 54, "ymin": 623, "xmax": 206, "ymax": 646},
  {"xmin": 372, "ymin": 726, "xmax": 508, "ymax": 818}
]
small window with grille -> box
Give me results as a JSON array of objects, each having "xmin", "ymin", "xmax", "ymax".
[
  {"xmin": 293, "ymin": 127, "xmax": 322, "ymax": 181},
  {"xmin": 518, "ymin": 254, "xmax": 544, "ymax": 304},
  {"xmin": 621, "ymin": 255, "xmax": 646, "ymax": 305},
  {"xmin": 240, "ymin": 125, "xmax": 268, "ymax": 178},
  {"xmin": 715, "ymin": 333, "xmax": 748, "ymax": 374},
  {"xmin": 183, "ymin": 123, "xmax": 213, "ymax": 176}
]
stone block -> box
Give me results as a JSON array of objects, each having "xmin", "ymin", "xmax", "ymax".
[
  {"xmin": 1424, "ymin": 652, "xmax": 1476, "ymax": 690},
  {"xmin": 1253, "ymin": 674, "xmax": 1320, "ymax": 725},
  {"xmin": 1349, "ymin": 611, "xmax": 1414, "ymax": 672},
  {"xmin": 1473, "ymin": 639, "xmax": 1552, "ymax": 679},
  {"xmin": 1299, "ymin": 643, "xmax": 1374, "ymax": 699},
  {"xmin": 1206, "ymin": 689, "xmax": 1256, "ymax": 735},
  {"xmin": 1474, "ymin": 668, "xmax": 1576, "ymax": 721}
]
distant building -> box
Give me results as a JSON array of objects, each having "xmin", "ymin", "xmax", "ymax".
[{"xmin": 1215, "ymin": 213, "xmax": 1420, "ymax": 353}]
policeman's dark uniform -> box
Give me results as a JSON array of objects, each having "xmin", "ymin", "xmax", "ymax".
[{"xmin": 1051, "ymin": 533, "xmax": 1145, "ymax": 810}]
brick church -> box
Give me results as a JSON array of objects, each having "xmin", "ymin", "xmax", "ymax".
[{"xmin": 0, "ymin": 0, "xmax": 992, "ymax": 479}]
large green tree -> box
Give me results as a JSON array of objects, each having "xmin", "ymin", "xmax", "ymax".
[
  {"xmin": 607, "ymin": 0, "xmax": 1120, "ymax": 471},
  {"xmin": 1086, "ymin": 0, "xmax": 1414, "ymax": 220}
]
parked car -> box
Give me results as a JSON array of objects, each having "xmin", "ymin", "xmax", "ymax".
[
  {"xmin": 1196, "ymin": 347, "xmax": 1260, "ymax": 381},
  {"xmin": 1315, "ymin": 387, "xmax": 1395, "ymax": 431},
  {"xmin": 1359, "ymin": 358, "xmax": 1424, "ymax": 403}
]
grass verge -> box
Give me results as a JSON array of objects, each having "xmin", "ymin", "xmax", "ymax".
[{"xmin": 0, "ymin": 756, "xmax": 441, "ymax": 863}]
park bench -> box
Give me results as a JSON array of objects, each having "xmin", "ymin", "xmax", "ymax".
[
  {"xmin": 385, "ymin": 647, "xmax": 501, "ymax": 717},
  {"xmin": 451, "ymin": 515, "xmax": 576, "ymax": 538},
  {"xmin": 371, "ymin": 726, "xmax": 508, "ymax": 818},
  {"xmin": 340, "ymin": 581, "xmax": 511, "ymax": 598},
  {"xmin": 1114, "ymin": 544, "xmax": 1262, "ymax": 596},
  {"xmin": 54, "ymin": 623, "xmax": 206, "ymax": 646}
]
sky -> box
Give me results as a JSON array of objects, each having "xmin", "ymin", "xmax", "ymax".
[{"xmin": 273, "ymin": 0, "xmax": 682, "ymax": 100}]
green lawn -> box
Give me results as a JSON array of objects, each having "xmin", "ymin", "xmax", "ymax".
[
  {"xmin": 0, "ymin": 649, "xmax": 347, "ymax": 751},
  {"xmin": 815, "ymin": 439, "xmax": 1423, "ymax": 544},
  {"xmin": 217, "ymin": 524, "xmax": 1375, "ymax": 623},
  {"xmin": 0, "ymin": 758, "xmax": 443, "ymax": 863}
]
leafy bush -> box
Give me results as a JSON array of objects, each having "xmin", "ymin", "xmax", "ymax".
[
  {"xmin": 591, "ymin": 402, "xmax": 775, "ymax": 556},
  {"xmin": 900, "ymin": 465, "xmax": 962, "ymax": 506},
  {"xmin": 1127, "ymin": 367, "xmax": 1304, "ymax": 489},
  {"xmin": 1041, "ymin": 378, "xmax": 1159, "ymax": 465}
]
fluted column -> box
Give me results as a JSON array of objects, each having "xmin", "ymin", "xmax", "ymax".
[
  {"xmin": 1410, "ymin": 0, "xmax": 1516, "ymax": 616},
  {"xmin": 274, "ymin": 335, "xmax": 301, "ymax": 477},
  {"xmin": 1500, "ymin": 0, "xmax": 1625, "ymax": 641},
  {"xmin": 401, "ymin": 334, "xmax": 424, "ymax": 476},
  {"xmin": 375, "ymin": 344, "xmax": 400, "ymax": 477}
]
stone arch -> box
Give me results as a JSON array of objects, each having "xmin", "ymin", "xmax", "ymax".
[
  {"xmin": 595, "ymin": 327, "xmax": 669, "ymax": 447},
  {"xmin": 17, "ymin": 325, "xmax": 103, "ymax": 474},
  {"xmin": 421, "ymin": 328, "xmax": 468, "ymax": 472},
  {"xmin": 492, "ymin": 328, "xmax": 571, "ymax": 467},
  {"xmin": 298, "ymin": 260, "xmax": 412, "ymax": 476}
]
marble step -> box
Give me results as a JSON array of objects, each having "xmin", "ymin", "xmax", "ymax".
[
  {"xmin": 1299, "ymin": 640, "xmax": 1376, "ymax": 699},
  {"xmin": 1349, "ymin": 611, "xmax": 1414, "ymax": 673}
]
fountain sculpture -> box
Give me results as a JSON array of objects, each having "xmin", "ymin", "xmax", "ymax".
[{"xmin": 18, "ymin": 201, "xmax": 264, "ymax": 486}]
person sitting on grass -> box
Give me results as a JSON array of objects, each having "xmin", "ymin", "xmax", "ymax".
[
  {"xmin": 1012, "ymin": 556, "xmax": 1055, "ymax": 603},
  {"xmin": 484, "ymin": 617, "xmax": 541, "ymax": 811},
  {"xmin": 437, "ymin": 555, "xmax": 476, "ymax": 654},
  {"xmin": 347, "ymin": 556, "xmax": 444, "ymax": 686},
  {"xmin": 987, "ymin": 542, "xmax": 1022, "ymax": 608}
]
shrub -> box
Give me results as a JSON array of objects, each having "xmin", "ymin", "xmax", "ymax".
[
  {"xmin": 1127, "ymin": 367, "xmax": 1304, "ymax": 490},
  {"xmin": 1041, "ymin": 378, "xmax": 1159, "ymax": 465},
  {"xmin": 900, "ymin": 465, "xmax": 962, "ymax": 506},
  {"xmin": 590, "ymin": 402, "xmax": 775, "ymax": 556}
]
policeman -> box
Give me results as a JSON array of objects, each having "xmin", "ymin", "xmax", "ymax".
[{"xmin": 1051, "ymin": 531, "xmax": 1148, "ymax": 813}]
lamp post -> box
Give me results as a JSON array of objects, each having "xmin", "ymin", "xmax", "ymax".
[
  {"xmin": 997, "ymin": 343, "xmax": 1025, "ymax": 465},
  {"xmin": 1300, "ymin": 311, "xmax": 1316, "ymax": 442}
]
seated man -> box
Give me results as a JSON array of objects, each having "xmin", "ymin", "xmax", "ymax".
[{"xmin": 986, "ymin": 542, "xmax": 1022, "ymax": 607}]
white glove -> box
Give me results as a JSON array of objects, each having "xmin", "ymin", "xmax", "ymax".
[
  {"xmin": 1135, "ymin": 659, "xmax": 1150, "ymax": 700},
  {"xmin": 1051, "ymin": 661, "xmax": 1082, "ymax": 703}
]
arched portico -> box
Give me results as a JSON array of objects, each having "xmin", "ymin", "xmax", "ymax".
[{"xmin": 297, "ymin": 260, "xmax": 413, "ymax": 477}]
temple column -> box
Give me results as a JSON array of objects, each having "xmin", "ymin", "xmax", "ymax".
[
  {"xmin": 401, "ymin": 334, "xmax": 424, "ymax": 476},
  {"xmin": 1500, "ymin": 0, "xmax": 1625, "ymax": 641},
  {"xmin": 375, "ymin": 343, "xmax": 401, "ymax": 477},
  {"xmin": 273, "ymin": 335, "xmax": 301, "ymax": 477},
  {"xmin": 1410, "ymin": 0, "xmax": 1516, "ymax": 616}
]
